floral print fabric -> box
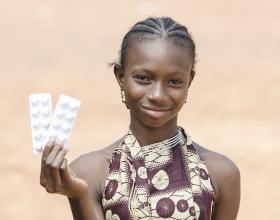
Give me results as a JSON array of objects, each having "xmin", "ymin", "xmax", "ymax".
[{"xmin": 102, "ymin": 127, "xmax": 215, "ymax": 220}]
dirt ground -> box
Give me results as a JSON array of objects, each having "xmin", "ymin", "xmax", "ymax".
[{"xmin": 1, "ymin": 0, "xmax": 279, "ymax": 219}]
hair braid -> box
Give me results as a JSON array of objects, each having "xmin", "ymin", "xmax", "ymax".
[{"xmin": 116, "ymin": 17, "xmax": 196, "ymax": 75}]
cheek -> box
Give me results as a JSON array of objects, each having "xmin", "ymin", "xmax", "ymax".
[
  {"xmin": 169, "ymin": 89, "xmax": 187, "ymax": 104},
  {"xmin": 124, "ymin": 80, "xmax": 146, "ymax": 103}
]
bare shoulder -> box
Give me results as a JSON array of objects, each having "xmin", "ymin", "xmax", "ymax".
[
  {"xmin": 192, "ymin": 142, "xmax": 240, "ymax": 202},
  {"xmin": 69, "ymin": 139, "xmax": 122, "ymax": 199},
  {"xmin": 69, "ymin": 139, "xmax": 121, "ymax": 170}
]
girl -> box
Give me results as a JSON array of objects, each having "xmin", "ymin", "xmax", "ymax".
[{"xmin": 40, "ymin": 17, "xmax": 240, "ymax": 220}]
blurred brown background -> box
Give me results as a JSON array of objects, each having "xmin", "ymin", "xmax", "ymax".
[{"xmin": 0, "ymin": 0, "xmax": 279, "ymax": 219}]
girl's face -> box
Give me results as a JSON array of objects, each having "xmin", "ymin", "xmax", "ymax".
[{"xmin": 115, "ymin": 38, "xmax": 194, "ymax": 129}]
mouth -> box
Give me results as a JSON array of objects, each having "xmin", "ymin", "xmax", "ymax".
[
  {"xmin": 140, "ymin": 105, "xmax": 173, "ymax": 118},
  {"xmin": 141, "ymin": 105, "xmax": 172, "ymax": 111}
]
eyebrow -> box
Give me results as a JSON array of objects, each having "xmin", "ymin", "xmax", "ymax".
[{"xmin": 132, "ymin": 67, "xmax": 187, "ymax": 76}]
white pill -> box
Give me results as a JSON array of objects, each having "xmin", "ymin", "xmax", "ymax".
[
  {"xmin": 60, "ymin": 99, "xmax": 68, "ymax": 108},
  {"xmin": 32, "ymin": 121, "xmax": 41, "ymax": 129},
  {"xmin": 56, "ymin": 109, "xmax": 65, "ymax": 119},
  {"xmin": 41, "ymin": 96, "xmax": 50, "ymax": 105},
  {"xmin": 69, "ymin": 101, "xmax": 79, "ymax": 111},
  {"xmin": 35, "ymin": 144, "xmax": 42, "ymax": 151},
  {"xmin": 62, "ymin": 124, "xmax": 71, "ymax": 133},
  {"xmin": 31, "ymin": 109, "xmax": 40, "ymax": 118},
  {"xmin": 31, "ymin": 98, "xmax": 40, "ymax": 106},
  {"xmin": 42, "ymin": 120, "xmax": 50, "ymax": 129},
  {"xmin": 42, "ymin": 108, "xmax": 51, "ymax": 117},
  {"xmin": 53, "ymin": 121, "xmax": 61, "ymax": 130},
  {"xmin": 65, "ymin": 113, "xmax": 75, "ymax": 122},
  {"xmin": 34, "ymin": 133, "xmax": 42, "ymax": 141}
]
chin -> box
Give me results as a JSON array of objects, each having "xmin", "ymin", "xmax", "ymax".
[
  {"xmin": 143, "ymin": 121, "xmax": 166, "ymax": 128},
  {"xmin": 140, "ymin": 116, "xmax": 176, "ymax": 129}
]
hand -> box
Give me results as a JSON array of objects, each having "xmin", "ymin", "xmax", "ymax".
[{"xmin": 40, "ymin": 140, "xmax": 89, "ymax": 199}]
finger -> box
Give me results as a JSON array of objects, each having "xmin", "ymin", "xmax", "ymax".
[
  {"xmin": 60, "ymin": 159, "xmax": 72, "ymax": 184},
  {"xmin": 50, "ymin": 148, "xmax": 68, "ymax": 189},
  {"xmin": 40, "ymin": 138, "xmax": 56, "ymax": 187},
  {"xmin": 45, "ymin": 144, "xmax": 63, "ymax": 192},
  {"xmin": 42, "ymin": 138, "xmax": 56, "ymax": 162}
]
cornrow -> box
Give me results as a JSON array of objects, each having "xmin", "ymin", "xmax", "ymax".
[{"xmin": 116, "ymin": 17, "xmax": 196, "ymax": 75}]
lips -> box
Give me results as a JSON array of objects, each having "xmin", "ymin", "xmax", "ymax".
[
  {"xmin": 141, "ymin": 105, "xmax": 172, "ymax": 111},
  {"xmin": 140, "ymin": 104, "xmax": 172, "ymax": 118}
]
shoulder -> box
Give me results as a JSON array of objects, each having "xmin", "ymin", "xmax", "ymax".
[
  {"xmin": 192, "ymin": 142, "xmax": 240, "ymax": 202},
  {"xmin": 192, "ymin": 142, "xmax": 241, "ymax": 218},
  {"xmin": 69, "ymin": 140, "xmax": 120, "ymax": 170},
  {"xmin": 69, "ymin": 139, "xmax": 122, "ymax": 199}
]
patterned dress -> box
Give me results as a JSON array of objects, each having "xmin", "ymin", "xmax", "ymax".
[{"xmin": 102, "ymin": 127, "xmax": 215, "ymax": 220}]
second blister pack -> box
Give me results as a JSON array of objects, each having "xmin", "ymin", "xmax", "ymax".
[{"xmin": 46, "ymin": 94, "xmax": 81, "ymax": 148}]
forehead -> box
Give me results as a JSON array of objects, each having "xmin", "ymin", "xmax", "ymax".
[{"xmin": 124, "ymin": 38, "xmax": 193, "ymax": 73}]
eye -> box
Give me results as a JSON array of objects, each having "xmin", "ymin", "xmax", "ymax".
[
  {"xmin": 169, "ymin": 79, "xmax": 184, "ymax": 86},
  {"xmin": 133, "ymin": 74, "xmax": 151, "ymax": 83}
]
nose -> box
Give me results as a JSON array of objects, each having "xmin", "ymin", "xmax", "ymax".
[{"xmin": 147, "ymin": 82, "xmax": 168, "ymax": 104}]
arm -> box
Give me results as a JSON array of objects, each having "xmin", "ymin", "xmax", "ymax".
[
  {"xmin": 40, "ymin": 140, "xmax": 104, "ymax": 220},
  {"xmin": 68, "ymin": 140, "xmax": 121, "ymax": 220},
  {"xmin": 193, "ymin": 143, "xmax": 241, "ymax": 220},
  {"xmin": 212, "ymin": 155, "xmax": 241, "ymax": 220},
  {"xmin": 69, "ymin": 155, "xmax": 106, "ymax": 220},
  {"xmin": 68, "ymin": 193, "xmax": 99, "ymax": 220}
]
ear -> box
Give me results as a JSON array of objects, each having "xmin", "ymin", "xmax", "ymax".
[
  {"xmin": 114, "ymin": 64, "xmax": 125, "ymax": 89},
  {"xmin": 187, "ymin": 70, "xmax": 195, "ymax": 88}
]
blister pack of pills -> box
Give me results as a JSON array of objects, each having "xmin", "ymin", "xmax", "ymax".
[
  {"xmin": 29, "ymin": 93, "xmax": 81, "ymax": 154},
  {"xmin": 29, "ymin": 93, "xmax": 52, "ymax": 154},
  {"xmin": 47, "ymin": 94, "xmax": 81, "ymax": 147}
]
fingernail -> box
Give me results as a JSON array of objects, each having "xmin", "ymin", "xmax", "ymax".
[
  {"xmin": 56, "ymin": 139, "xmax": 65, "ymax": 146},
  {"xmin": 47, "ymin": 137, "xmax": 56, "ymax": 145},
  {"xmin": 49, "ymin": 137, "xmax": 55, "ymax": 142}
]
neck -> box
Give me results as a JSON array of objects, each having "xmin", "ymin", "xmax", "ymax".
[{"xmin": 129, "ymin": 116, "xmax": 179, "ymax": 147}]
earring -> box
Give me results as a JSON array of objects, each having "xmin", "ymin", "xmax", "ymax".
[
  {"xmin": 121, "ymin": 89, "xmax": 126, "ymax": 103},
  {"xmin": 184, "ymin": 93, "xmax": 188, "ymax": 104}
]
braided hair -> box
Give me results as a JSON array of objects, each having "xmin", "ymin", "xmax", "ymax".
[{"xmin": 115, "ymin": 17, "xmax": 196, "ymax": 78}]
